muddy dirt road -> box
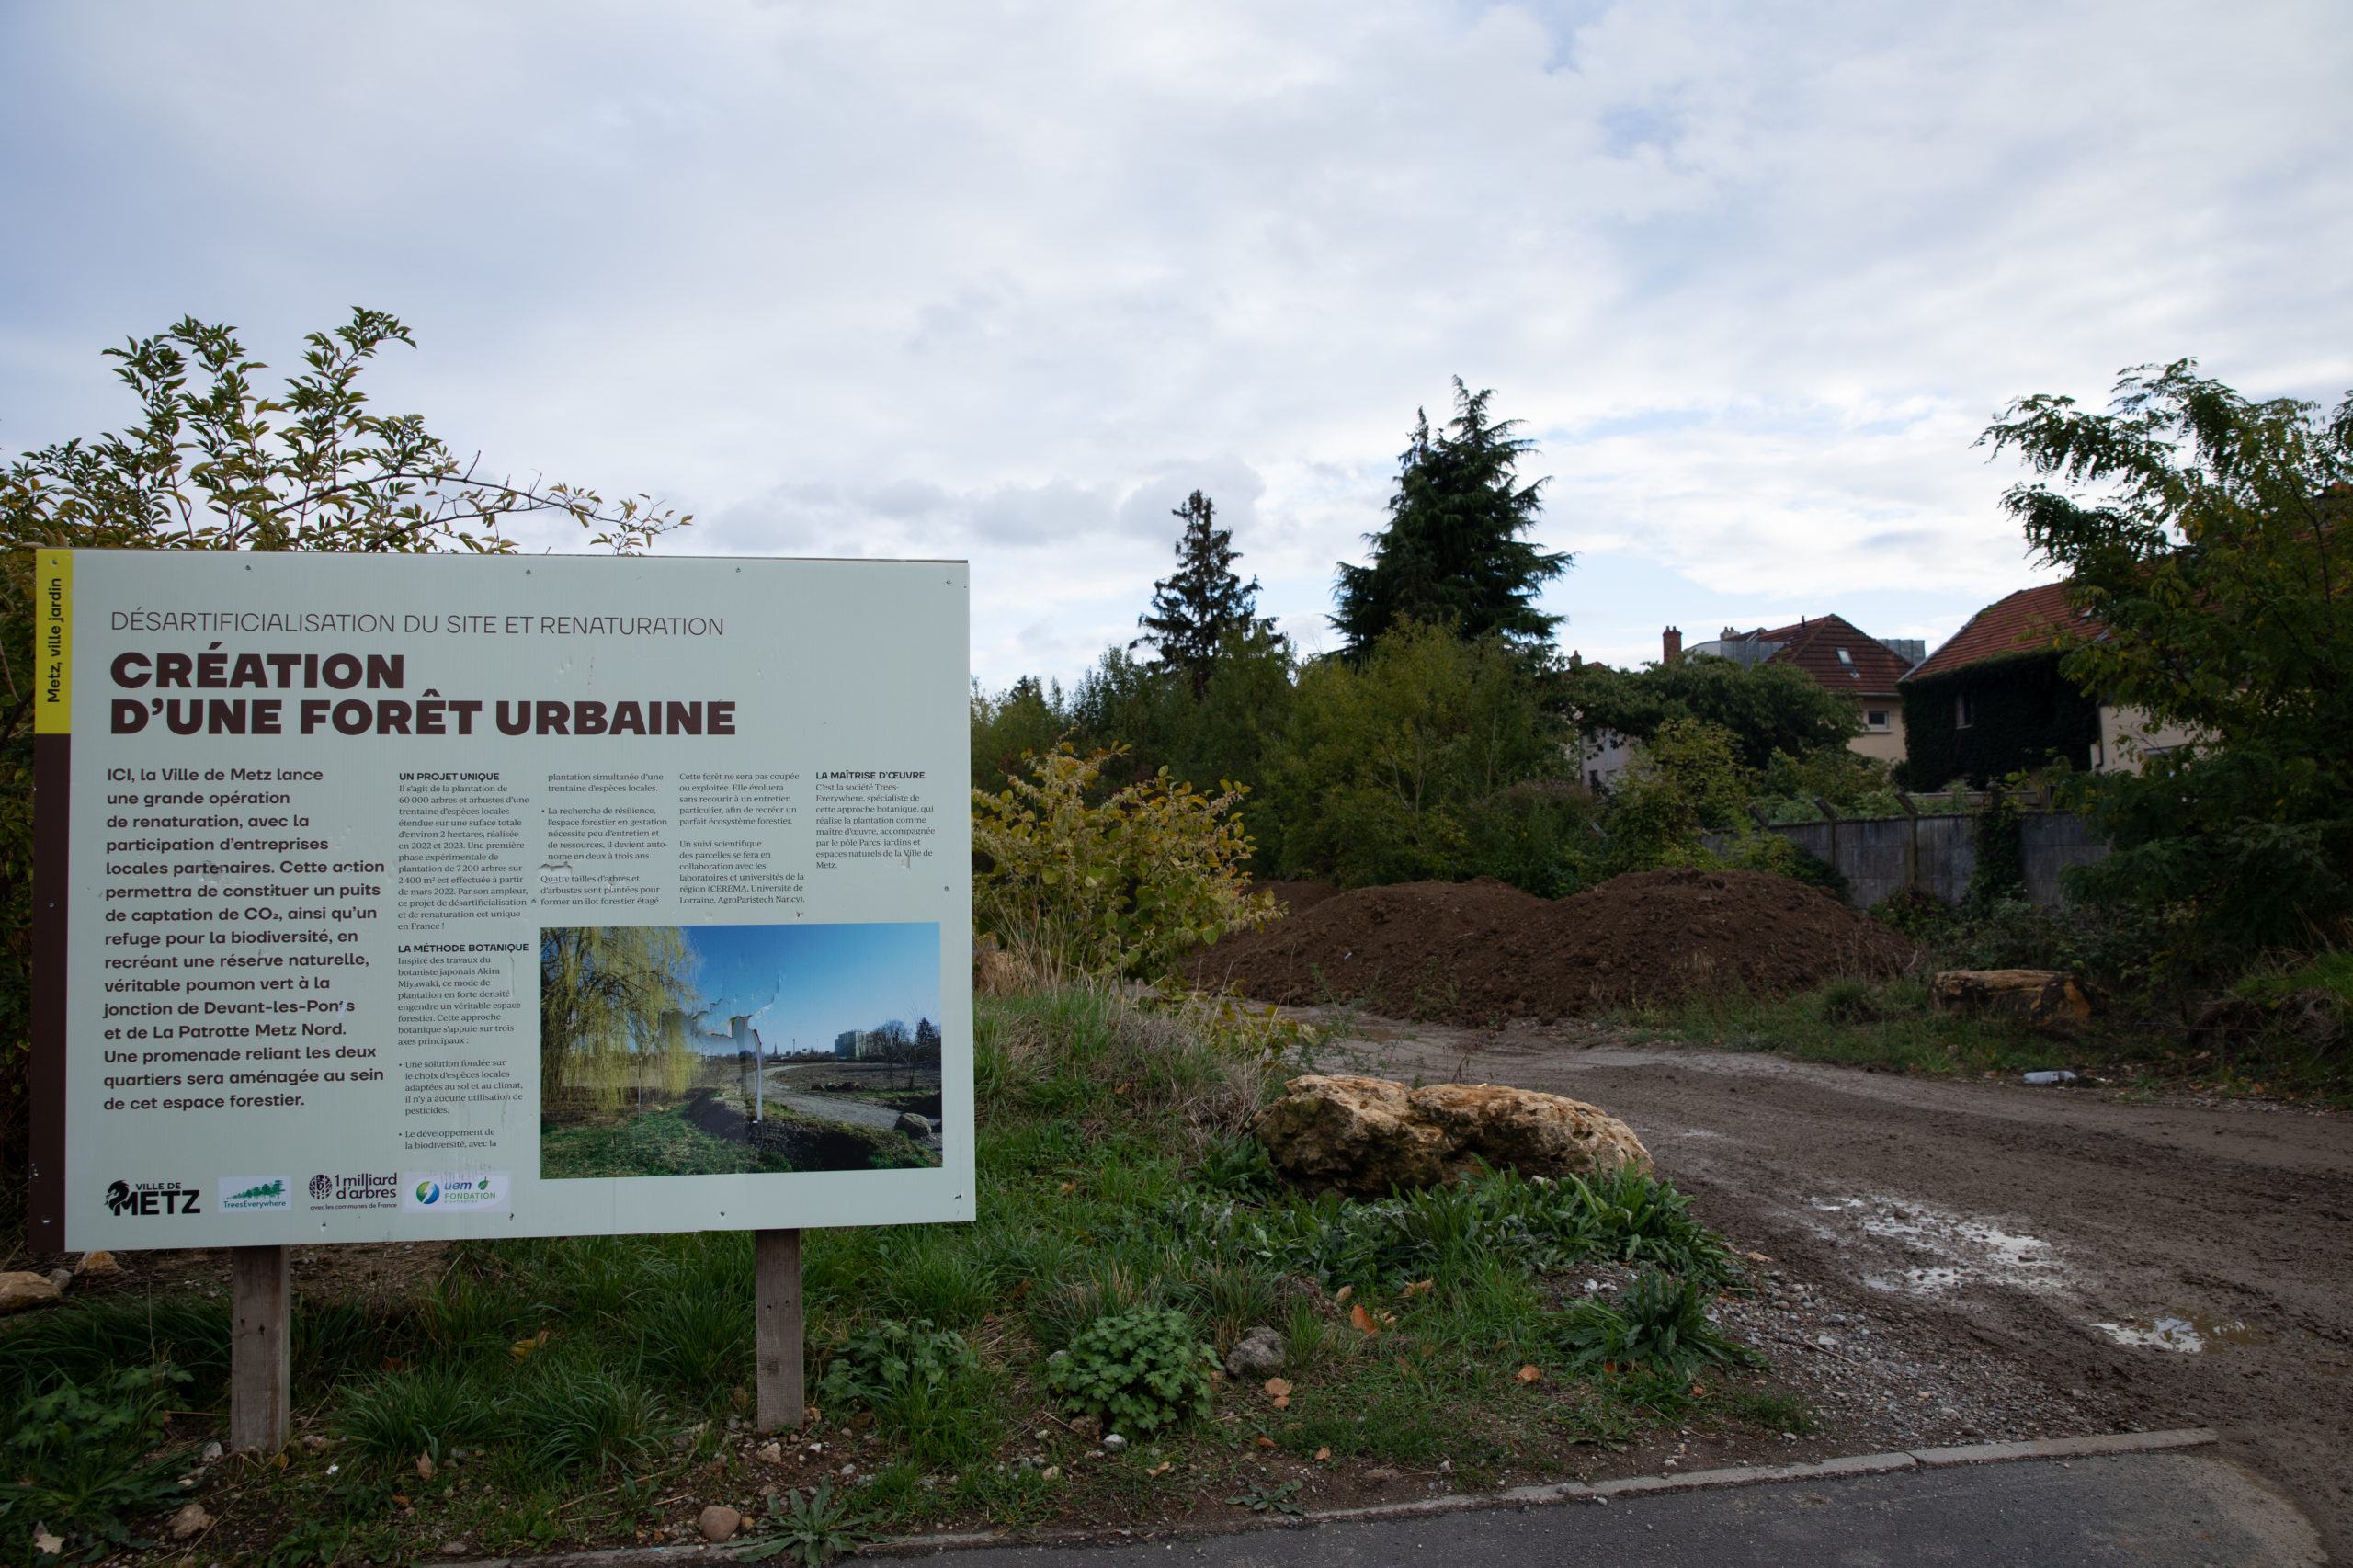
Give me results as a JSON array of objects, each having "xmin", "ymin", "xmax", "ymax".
[{"xmin": 1306, "ymin": 1016, "xmax": 2353, "ymax": 1560}]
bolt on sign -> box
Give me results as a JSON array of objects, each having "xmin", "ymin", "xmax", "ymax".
[{"xmin": 29, "ymin": 551, "xmax": 973, "ymax": 1248}]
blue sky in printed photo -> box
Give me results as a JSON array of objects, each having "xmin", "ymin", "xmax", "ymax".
[{"xmin": 678, "ymin": 923, "xmax": 941, "ymax": 1055}]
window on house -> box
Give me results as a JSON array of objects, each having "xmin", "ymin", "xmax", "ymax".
[
  {"xmin": 1836, "ymin": 647, "xmax": 1854, "ymax": 665},
  {"xmin": 1955, "ymin": 693, "xmax": 1973, "ymax": 729},
  {"xmin": 1864, "ymin": 710, "xmax": 1890, "ymax": 731}
]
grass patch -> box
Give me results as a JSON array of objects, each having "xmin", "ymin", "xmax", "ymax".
[
  {"xmin": 2, "ymin": 983, "xmax": 1799, "ymax": 1559},
  {"xmin": 1609, "ymin": 969, "xmax": 2353, "ymax": 1105}
]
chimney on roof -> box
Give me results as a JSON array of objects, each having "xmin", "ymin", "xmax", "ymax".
[
  {"xmin": 1663, "ymin": 626, "xmax": 1683, "ymax": 665},
  {"xmin": 1722, "ymin": 626, "xmax": 1738, "ymax": 640}
]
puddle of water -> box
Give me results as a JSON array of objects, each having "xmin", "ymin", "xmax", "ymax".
[
  {"xmin": 1807, "ymin": 1193, "xmax": 2064, "ymax": 1296},
  {"xmin": 2093, "ymin": 1313, "xmax": 2266, "ymax": 1353}
]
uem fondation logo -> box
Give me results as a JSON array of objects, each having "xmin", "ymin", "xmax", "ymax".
[{"xmin": 401, "ymin": 1171, "xmax": 509, "ymax": 1213}]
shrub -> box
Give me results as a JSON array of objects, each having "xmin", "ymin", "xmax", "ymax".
[
  {"xmin": 634, "ymin": 1290, "xmax": 753, "ymax": 1397},
  {"xmin": 335, "ymin": 1365, "xmax": 498, "ymax": 1466},
  {"xmin": 1042, "ymin": 1308, "xmax": 1217, "ymax": 1436},
  {"xmin": 815, "ymin": 1320, "xmax": 979, "ymax": 1409},
  {"xmin": 972, "ymin": 744, "xmax": 1273, "ymax": 980},
  {"xmin": 1553, "ymin": 1271, "xmax": 1760, "ymax": 1377},
  {"xmin": 0, "ymin": 1366, "xmax": 192, "ymax": 1557},
  {"xmin": 507, "ymin": 1365, "xmax": 664, "ymax": 1475}
]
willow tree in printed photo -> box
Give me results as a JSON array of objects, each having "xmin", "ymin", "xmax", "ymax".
[{"xmin": 539, "ymin": 926, "xmax": 699, "ymax": 1120}]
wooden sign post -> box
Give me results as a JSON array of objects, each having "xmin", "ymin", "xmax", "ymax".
[
  {"xmin": 755, "ymin": 1229, "xmax": 805, "ymax": 1431},
  {"xmin": 230, "ymin": 1244, "xmax": 290, "ymax": 1452}
]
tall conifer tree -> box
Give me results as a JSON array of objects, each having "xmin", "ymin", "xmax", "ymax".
[
  {"xmin": 1333, "ymin": 379, "xmax": 1569, "ymax": 659},
  {"xmin": 1133, "ymin": 490, "xmax": 1272, "ymax": 695}
]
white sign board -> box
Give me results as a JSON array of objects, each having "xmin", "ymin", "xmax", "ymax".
[{"xmin": 30, "ymin": 551, "xmax": 972, "ymax": 1249}]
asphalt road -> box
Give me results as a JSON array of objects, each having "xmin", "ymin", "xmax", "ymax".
[
  {"xmin": 1325, "ymin": 1020, "xmax": 2353, "ymax": 1562},
  {"xmin": 912, "ymin": 1451, "xmax": 2320, "ymax": 1568}
]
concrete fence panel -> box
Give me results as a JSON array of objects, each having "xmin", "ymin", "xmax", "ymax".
[{"xmin": 1705, "ymin": 811, "xmax": 2105, "ymax": 909}]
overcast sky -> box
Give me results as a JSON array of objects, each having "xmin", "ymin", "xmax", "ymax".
[{"xmin": 5, "ymin": 2, "xmax": 2347, "ymax": 687}]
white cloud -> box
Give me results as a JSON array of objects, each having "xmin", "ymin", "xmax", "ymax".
[{"xmin": 3, "ymin": 0, "xmax": 2347, "ymax": 685}]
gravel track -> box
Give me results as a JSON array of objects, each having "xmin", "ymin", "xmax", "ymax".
[{"xmin": 1301, "ymin": 1014, "xmax": 2353, "ymax": 1560}]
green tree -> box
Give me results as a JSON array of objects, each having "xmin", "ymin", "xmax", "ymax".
[
  {"xmin": 1592, "ymin": 717, "xmax": 1751, "ymax": 871},
  {"xmin": 1132, "ymin": 491, "xmax": 1274, "ymax": 696},
  {"xmin": 1568, "ymin": 653, "xmax": 1861, "ymax": 772},
  {"xmin": 1984, "ymin": 359, "xmax": 2353, "ymax": 949},
  {"xmin": 1274, "ymin": 623, "xmax": 1575, "ymax": 886},
  {"xmin": 0, "ymin": 308, "xmax": 688, "ymax": 1237},
  {"xmin": 540, "ymin": 927, "xmax": 699, "ymax": 1117},
  {"xmin": 1332, "ymin": 380, "xmax": 1569, "ymax": 659}
]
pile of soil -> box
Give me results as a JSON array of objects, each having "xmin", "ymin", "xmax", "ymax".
[
  {"xmin": 1189, "ymin": 867, "xmax": 1917, "ymax": 1022},
  {"xmin": 1253, "ymin": 880, "xmax": 1342, "ymax": 915}
]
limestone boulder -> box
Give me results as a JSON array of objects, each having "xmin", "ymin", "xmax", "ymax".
[
  {"xmin": 1251, "ymin": 1074, "xmax": 1650, "ymax": 1198},
  {"xmin": 0, "ymin": 1272, "xmax": 61, "ymax": 1312},
  {"xmin": 1930, "ymin": 970, "xmax": 2094, "ymax": 1029}
]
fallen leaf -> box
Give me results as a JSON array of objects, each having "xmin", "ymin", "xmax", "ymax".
[
  {"xmin": 391, "ymin": 1494, "xmax": 411, "ymax": 1507},
  {"xmin": 415, "ymin": 1452, "xmax": 437, "ymax": 1480},
  {"xmin": 1689, "ymin": 1382, "xmax": 1707, "ymax": 1398},
  {"xmin": 1256, "ymin": 1436, "xmax": 1275, "ymax": 1449},
  {"xmin": 1349, "ymin": 1303, "xmax": 1381, "ymax": 1338},
  {"xmin": 1314, "ymin": 1448, "xmax": 1331, "ymax": 1461},
  {"xmin": 1398, "ymin": 1279, "xmax": 1433, "ymax": 1298},
  {"xmin": 1263, "ymin": 1378, "xmax": 1292, "ymax": 1398},
  {"xmin": 1114, "ymin": 1083, "xmax": 1131, "ymax": 1096},
  {"xmin": 1147, "ymin": 1462, "xmax": 1171, "ymax": 1478},
  {"xmin": 1058, "ymin": 1182, "xmax": 1075, "ymax": 1194},
  {"xmin": 1745, "ymin": 1252, "xmax": 1774, "ymax": 1264},
  {"xmin": 32, "ymin": 1532, "xmax": 61, "ymax": 1556},
  {"xmin": 1517, "ymin": 1365, "xmax": 1543, "ymax": 1384},
  {"xmin": 1334, "ymin": 1285, "xmax": 1353, "ymax": 1304}
]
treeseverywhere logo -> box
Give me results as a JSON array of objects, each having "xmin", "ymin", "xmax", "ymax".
[{"xmin": 218, "ymin": 1176, "xmax": 290, "ymax": 1212}]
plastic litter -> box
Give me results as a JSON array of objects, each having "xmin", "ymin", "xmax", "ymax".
[{"xmin": 2022, "ymin": 1070, "xmax": 2079, "ymax": 1085}]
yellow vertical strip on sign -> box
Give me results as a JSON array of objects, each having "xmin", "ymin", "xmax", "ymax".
[{"xmin": 34, "ymin": 551, "xmax": 71, "ymax": 735}]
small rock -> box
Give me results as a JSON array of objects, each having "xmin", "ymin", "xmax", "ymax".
[
  {"xmin": 0, "ymin": 1272, "xmax": 62, "ymax": 1312},
  {"xmin": 302, "ymin": 1434, "xmax": 333, "ymax": 1452},
  {"xmin": 1102, "ymin": 1433, "xmax": 1126, "ymax": 1450},
  {"xmin": 1224, "ymin": 1325, "xmax": 1286, "ymax": 1378},
  {"xmin": 757, "ymin": 1441, "xmax": 784, "ymax": 1463},
  {"xmin": 1041, "ymin": 1465, "xmax": 1062, "ymax": 1481},
  {"xmin": 699, "ymin": 1505, "xmax": 744, "ymax": 1542},
  {"xmin": 47, "ymin": 1267, "xmax": 73, "ymax": 1292},
  {"xmin": 895, "ymin": 1112, "xmax": 935, "ymax": 1137},
  {"xmin": 168, "ymin": 1503, "xmax": 211, "ymax": 1540},
  {"xmin": 440, "ymin": 1541, "xmax": 469, "ymax": 1556},
  {"xmin": 1365, "ymin": 1467, "xmax": 1400, "ymax": 1483},
  {"xmin": 2021, "ymin": 1070, "xmax": 2078, "ymax": 1086},
  {"xmin": 727, "ymin": 1415, "xmax": 743, "ymax": 1431},
  {"xmin": 200, "ymin": 1441, "xmax": 223, "ymax": 1464}
]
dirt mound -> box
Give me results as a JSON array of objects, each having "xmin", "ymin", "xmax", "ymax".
[
  {"xmin": 1255, "ymin": 880, "xmax": 1341, "ymax": 915},
  {"xmin": 1189, "ymin": 877, "xmax": 1551, "ymax": 1012},
  {"xmin": 1190, "ymin": 868, "xmax": 1916, "ymax": 1022}
]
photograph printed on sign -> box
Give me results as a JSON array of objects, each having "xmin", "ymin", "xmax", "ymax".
[{"xmin": 538, "ymin": 921, "xmax": 944, "ymax": 1178}]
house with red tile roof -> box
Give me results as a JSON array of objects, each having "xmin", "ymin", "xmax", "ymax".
[
  {"xmin": 1896, "ymin": 583, "xmax": 2198, "ymax": 785},
  {"xmin": 1576, "ymin": 616, "xmax": 1927, "ymax": 788},
  {"xmin": 1683, "ymin": 614, "xmax": 1922, "ymax": 765}
]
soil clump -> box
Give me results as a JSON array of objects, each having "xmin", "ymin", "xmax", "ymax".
[{"xmin": 1191, "ymin": 867, "xmax": 1915, "ymax": 1022}]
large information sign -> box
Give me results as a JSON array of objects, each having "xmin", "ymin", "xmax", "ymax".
[{"xmin": 29, "ymin": 551, "xmax": 972, "ymax": 1249}]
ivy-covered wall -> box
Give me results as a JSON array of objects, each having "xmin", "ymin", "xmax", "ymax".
[{"xmin": 1897, "ymin": 652, "xmax": 2100, "ymax": 788}]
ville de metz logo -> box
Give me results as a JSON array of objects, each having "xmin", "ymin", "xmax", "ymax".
[{"xmin": 104, "ymin": 1180, "xmax": 200, "ymax": 1216}]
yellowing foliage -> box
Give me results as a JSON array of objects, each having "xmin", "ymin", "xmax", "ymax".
[{"xmin": 971, "ymin": 743, "xmax": 1275, "ymax": 980}]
